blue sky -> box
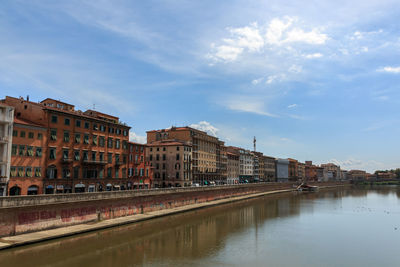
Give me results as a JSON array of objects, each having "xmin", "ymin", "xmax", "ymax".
[{"xmin": 1, "ymin": 0, "xmax": 400, "ymax": 172}]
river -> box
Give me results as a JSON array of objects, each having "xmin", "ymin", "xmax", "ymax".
[{"xmin": 1, "ymin": 186, "xmax": 400, "ymax": 266}]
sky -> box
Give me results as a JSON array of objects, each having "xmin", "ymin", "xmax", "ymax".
[{"xmin": 1, "ymin": 0, "xmax": 400, "ymax": 173}]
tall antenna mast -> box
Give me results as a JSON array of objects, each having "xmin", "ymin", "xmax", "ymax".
[{"xmin": 253, "ymin": 136, "xmax": 256, "ymax": 152}]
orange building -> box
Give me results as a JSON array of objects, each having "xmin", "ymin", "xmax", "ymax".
[
  {"xmin": 128, "ymin": 142, "xmax": 153, "ymax": 189},
  {"xmin": 2, "ymin": 96, "xmax": 131, "ymax": 194},
  {"xmin": 305, "ymin": 161, "xmax": 317, "ymax": 181},
  {"xmin": 8, "ymin": 118, "xmax": 47, "ymax": 195}
]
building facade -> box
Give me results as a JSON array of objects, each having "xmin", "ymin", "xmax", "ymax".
[
  {"xmin": 2, "ymin": 96, "xmax": 131, "ymax": 194},
  {"xmin": 321, "ymin": 163, "xmax": 341, "ymax": 181},
  {"xmin": 0, "ymin": 104, "xmax": 14, "ymax": 196},
  {"xmin": 147, "ymin": 127, "xmax": 222, "ymax": 185},
  {"xmin": 276, "ymin": 158, "xmax": 289, "ymax": 182},
  {"xmin": 305, "ymin": 161, "xmax": 317, "ymax": 181},
  {"xmin": 146, "ymin": 140, "xmax": 192, "ymax": 187},
  {"xmin": 263, "ymin": 156, "xmax": 276, "ymax": 182},
  {"xmin": 8, "ymin": 118, "xmax": 46, "ymax": 195},
  {"xmin": 288, "ymin": 158, "xmax": 299, "ymax": 181},
  {"xmin": 128, "ymin": 142, "xmax": 153, "ymax": 189},
  {"xmin": 226, "ymin": 152, "xmax": 239, "ymax": 184}
]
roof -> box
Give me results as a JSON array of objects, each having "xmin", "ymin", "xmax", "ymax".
[
  {"xmin": 14, "ymin": 117, "xmax": 46, "ymax": 129},
  {"xmin": 40, "ymin": 98, "xmax": 74, "ymax": 107},
  {"xmin": 128, "ymin": 141, "xmax": 147, "ymax": 146},
  {"xmin": 147, "ymin": 140, "xmax": 191, "ymax": 147}
]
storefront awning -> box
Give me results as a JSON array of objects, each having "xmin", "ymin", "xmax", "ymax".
[
  {"xmin": 56, "ymin": 185, "xmax": 64, "ymax": 190},
  {"xmin": 75, "ymin": 184, "xmax": 85, "ymax": 188},
  {"xmin": 46, "ymin": 185, "xmax": 54, "ymax": 189}
]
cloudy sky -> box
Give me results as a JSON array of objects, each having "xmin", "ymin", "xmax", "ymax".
[{"xmin": 2, "ymin": 0, "xmax": 400, "ymax": 172}]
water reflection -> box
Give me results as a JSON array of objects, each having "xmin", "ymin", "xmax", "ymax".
[{"xmin": 1, "ymin": 186, "xmax": 399, "ymax": 267}]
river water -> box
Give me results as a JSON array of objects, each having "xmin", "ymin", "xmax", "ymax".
[{"xmin": 1, "ymin": 186, "xmax": 400, "ymax": 267}]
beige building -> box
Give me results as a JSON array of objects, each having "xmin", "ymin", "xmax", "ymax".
[
  {"xmin": 146, "ymin": 140, "xmax": 192, "ymax": 188},
  {"xmin": 227, "ymin": 152, "xmax": 239, "ymax": 184},
  {"xmin": 218, "ymin": 143, "xmax": 227, "ymax": 184},
  {"xmin": 321, "ymin": 163, "xmax": 341, "ymax": 180},
  {"xmin": 297, "ymin": 162, "xmax": 305, "ymax": 181},
  {"xmin": 147, "ymin": 126, "xmax": 223, "ymax": 185},
  {"xmin": 263, "ymin": 156, "xmax": 276, "ymax": 182},
  {"xmin": 348, "ymin": 170, "xmax": 366, "ymax": 181},
  {"xmin": 0, "ymin": 104, "xmax": 14, "ymax": 196}
]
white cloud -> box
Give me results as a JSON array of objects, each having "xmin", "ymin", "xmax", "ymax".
[
  {"xmin": 190, "ymin": 121, "xmax": 219, "ymax": 137},
  {"xmin": 225, "ymin": 97, "xmax": 277, "ymax": 117},
  {"xmin": 304, "ymin": 53, "xmax": 323, "ymax": 59},
  {"xmin": 329, "ymin": 158, "xmax": 386, "ymax": 173},
  {"xmin": 252, "ymin": 77, "xmax": 264, "ymax": 85},
  {"xmin": 378, "ymin": 66, "xmax": 400, "ymax": 73},
  {"xmin": 129, "ymin": 131, "xmax": 146, "ymax": 144},
  {"xmin": 208, "ymin": 16, "xmax": 329, "ymax": 63},
  {"xmin": 287, "ymin": 104, "xmax": 298, "ymax": 108},
  {"xmin": 284, "ymin": 28, "xmax": 328, "ymax": 45},
  {"xmin": 288, "ymin": 64, "xmax": 302, "ymax": 73}
]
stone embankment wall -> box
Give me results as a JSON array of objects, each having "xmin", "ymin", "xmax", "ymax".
[{"xmin": 0, "ymin": 182, "xmax": 346, "ymax": 237}]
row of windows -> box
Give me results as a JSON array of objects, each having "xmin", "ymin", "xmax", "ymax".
[
  {"xmin": 149, "ymin": 154, "xmax": 182, "ymax": 161},
  {"xmin": 129, "ymin": 154, "xmax": 144, "ymax": 163},
  {"xmin": 46, "ymin": 166, "xmax": 127, "ymax": 179},
  {"xmin": 50, "ymin": 115, "xmax": 128, "ymax": 136},
  {"xmin": 49, "ymin": 130, "xmax": 127, "ymax": 149},
  {"xmin": 10, "ymin": 166, "xmax": 41, "ymax": 177},
  {"xmin": 49, "ymin": 148, "xmax": 127, "ymax": 163},
  {"xmin": 13, "ymin": 130, "xmax": 43, "ymax": 139},
  {"xmin": 127, "ymin": 168, "xmax": 148, "ymax": 177},
  {"xmin": 129, "ymin": 145, "xmax": 144, "ymax": 152},
  {"xmin": 149, "ymin": 146, "xmax": 191, "ymax": 152},
  {"xmin": 12, "ymin": 145, "xmax": 42, "ymax": 157}
]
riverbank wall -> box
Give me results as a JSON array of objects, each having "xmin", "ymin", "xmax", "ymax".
[{"xmin": 0, "ymin": 182, "xmax": 347, "ymax": 238}]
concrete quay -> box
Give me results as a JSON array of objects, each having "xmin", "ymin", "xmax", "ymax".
[{"xmin": 0, "ymin": 184, "xmax": 346, "ymax": 250}]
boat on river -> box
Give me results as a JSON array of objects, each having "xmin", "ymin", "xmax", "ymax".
[{"xmin": 296, "ymin": 183, "xmax": 319, "ymax": 192}]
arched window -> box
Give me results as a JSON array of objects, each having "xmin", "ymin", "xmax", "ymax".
[{"xmin": 9, "ymin": 186, "xmax": 21, "ymax": 196}]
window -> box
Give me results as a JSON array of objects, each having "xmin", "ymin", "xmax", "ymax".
[
  {"xmin": 49, "ymin": 148, "xmax": 56, "ymax": 159},
  {"xmin": 84, "ymin": 134, "xmax": 89, "ymax": 144},
  {"xmin": 11, "ymin": 145, "xmax": 17, "ymax": 156},
  {"xmin": 38, "ymin": 133, "xmax": 43, "ymax": 140},
  {"xmin": 150, "ymin": 147, "xmax": 153, "ymax": 152},
  {"xmin": 36, "ymin": 147, "xmax": 42, "ymax": 157},
  {"xmin": 123, "ymin": 129, "xmax": 128, "ymax": 136},
  {"xmin": 135, "ymin": 155, "xmax": 138, "ymax": 162},
  {"xmin": 47, "ymin": 167, "xmax": 57, "ymax": 179},
  {"xmin": 10, "ymin": 167, "xmax": 16, "ymax": 177},
  {"xmin": 122, "ymin": 141, "xmax": 127, "ymax": 149},
  {"xmin": 83, "ymin": 151, "xmax": 88, "ymax": 161},
  {"xmin": 141, "ymin": 155, "xmax": 144, "ymax": 162},
  {"xmin": 51, "ymin": 115, "xmax": 58, "ymax": 123},
  {"xmin": 18, "ymin": 167, "xmax": 24, "ymax": 177},
  {"xmin": 93, "ymin": 123, "xmax": 98, "ymax": 131},
  {"xmin": 27, "ymin": 146, "xmax": 34, "ymax": 156},
  {"xmin": 26, "ymin": 167, "xmax": 33, "ymax": 177},
  {"xmin": 64, "ymin": 117, "xmax": 70, "ymax": 125},
  {"xmin": 76, "ymin": 120, "xmax": 81, "ymax": 127},
  {"xmin": 157, "ymin": 147, "xmax": 159, "ymax": 151},
  {"xmin": 19, "ymin": 145, "xmax": 25, "ymax": 156},
  {"xmin": 34, "ymin": 167, "xmax": 41, "ymax": 177},
  {"xmin": 107, "ymin": 167, "xmax": 112, "ymax": 178},
  {"xmin": 50, "ymin": 129, "xmax": 57, "ymax": 141},
  {"xmin": 99, "ymin": 152, "xmax": 104, "ymax": 162},
  {"xmin": 156, "ymin": 154, "xmax": 160, "ymax": 161},
  {"xmin": 176, "ymin": 172, "xmax": 179, "ymax": 179},
  {"xmin": 162, "ymin": 154, "xmax": 166, "ymax": 160},
  {"xmin": 75, "ymin": 133, "xmax": 81, "ymax": 144},
  {"xmin": 115, "ymin": 169, "xmax": 119, "ymax": 178},
  {"xmin": 176, "ymin": 154, "xmax": 180, "ymax": 160},
  {"xmin": 64, "ymin": 131, "xmax": 70, "ymax": 142},
  {"xmin": 162, "ymin": 163, "xmax": 166, "ymax": 169},
  {"xmin": 20, "ymin": 131, "xmax": 25, "ymax": 138},
  {"xmin": 99, "ymin": 136, "xmax": 105, "ymax": 147},
  {"xmin": 163, "ymin": 147, "xmax": 166, "ymax": 151},
  {"xmin": 140, "ymin": 168, "xmax": 144, "ymax": 177},
  {"xmin": 149, "ymin": 155, "xmax": 153, "ymax": 161},
  {"xmin": 28, "ymin": 132, "xmax": 34, "ymax": 139},
  {"xmin": 115, "ymin": 139, "xmax": 120, "ymax": 149},
  {"xmin": 135, "ymin": 168, "xmax": 138, "ymax": 176},
  {"xmin": 74, "ymin": 150, "xmax": 80, "ymax": 161},
  {"xmin": 100, "ymin": 125, "xmax": 105, "ymax": 132},
  {"xmin": 156, "ymin": 163, "xmax": 159, "ymax": 170},
  {"xmin": 123, "ymin": 155, "xmax": 127, "ymax": 164},
  {"xmin": 108, "ymin": 153, "xmax": 112, "ymax": 163},
  {"xmin": 177, "ymin": 146, "xmax": 180, "ymax": 151},
  {"xmin": 63, "ymin": 149, "xmax": 69, "ymax": 160},
  {"xmin": 108, "ymin": 138, "xmax": 113, "ymax": 148},
  {"xmin": 12, "ymin": 130, "xmax": 17, "ymax": 137},
  {"xmin": 92, "ymin": 151, "xmax": 96, "ymax": 161},
  {"xmin": 115, "ymin": 154, "xmax": 120, "ymax": 163},
  {"xmin": 116, "ymin": 128, "xmax": 121, "ymax": 135},
  {"xmin": 62, "ymin": 168, "xmax": 71, "ymax": 178},
  {"xmin": 84, "ymin": 121, "xmax": 90, "ymax": 129},
  {"xmin": 93, "ymin": 135, "xmax": 98, "ymax": 146},
  {"xmin": 74, "ymin": 167, "xmax": 79, "ymax": 178},
  {"xmin": 140, "ymin": 146, "xmax": 144, "ymax": 152}
]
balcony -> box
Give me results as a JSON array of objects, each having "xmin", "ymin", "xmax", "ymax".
[
  {"xmin": 62, "ymin": 158, "xmax": 73, "ymax": 164},
  {"xmin": 0, "ymin": 136, "xmax": 9, "ymax": 143},
  {"xmin": 83, "ymin": 159, "xmax": 107, "ymax": 165},
  {"xmin": 0, "ymin": 177, "xmax": 8, "ymax": 183}
]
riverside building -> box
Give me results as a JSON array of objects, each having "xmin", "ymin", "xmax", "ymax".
[
  {"xmin": 2, "ymin": 96, "xmax": 131, "ymax": 194},
  {"xmin": 147, "ymin": 126, "xmax": 222, "ymax": 185},
  {"xmin": 0, "ymin": 103, "xmax": 14, "ymax": 196},
  {"xmin": 128, "ymin": 142, "xmax": 153, "ymax": 189}
]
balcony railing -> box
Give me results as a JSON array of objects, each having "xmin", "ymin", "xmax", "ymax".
[{"xmin": 82, "ymin": 159, "xmax": 107, "ymax": 165}]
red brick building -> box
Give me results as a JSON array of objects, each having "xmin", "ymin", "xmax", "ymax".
[
  {"xmin": 8, "ymin": 118, "xmax": 47, "ymax": 195},
  {"xmin": 2, "ymin": 96, "xmax": 131, "ymax": 194},
  {"xmin": 128, "ymin": 142, "xmax": 153, "ymax": 189}
]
